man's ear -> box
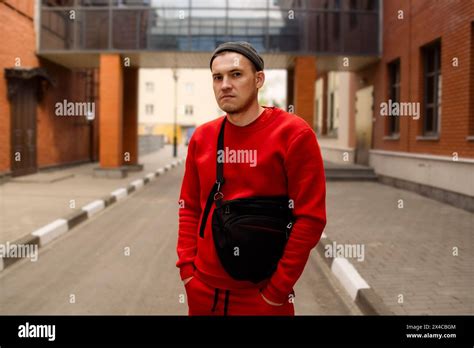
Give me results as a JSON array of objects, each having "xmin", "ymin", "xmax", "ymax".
[{"xmin": 256, "ymin": 71, "xmax": 265, "ymax": 88}]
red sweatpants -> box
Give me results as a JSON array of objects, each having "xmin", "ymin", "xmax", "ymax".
[{"xmin": 184, "ymin": 275, "xmax": 295, "ymax": 316}]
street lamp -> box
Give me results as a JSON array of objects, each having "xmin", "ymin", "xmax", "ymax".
[{"xmin": 172, "ymin": 68, "xmax": 178, "ymax": 158}]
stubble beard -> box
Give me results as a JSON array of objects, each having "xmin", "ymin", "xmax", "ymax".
[{"xmin": 218, "ymin": 93, "xmax": 255, "ymax": 116}]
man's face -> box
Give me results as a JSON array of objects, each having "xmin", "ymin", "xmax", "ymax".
[{"xmin": 211, "ymin": 52, "xmax": 264, "ymax": 114}]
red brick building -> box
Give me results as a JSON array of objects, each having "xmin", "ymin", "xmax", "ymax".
[
  {"xmin": 0, "ymin": 0, "xmax": 99, "ymax": 178},
  {"xmin": 362, "ymin": 0, "xmax": 473, "ymax": 210},
  {"xmin": 363, "ymin": 0, "xmax": 473, "ymax": 156},
  {"xmin": 313, "ymin": 0, "xmax": 473, "ymax": 210},
  {"xmin": 3, "ymin": 0, "xmax": 471, "ymax": 211}
]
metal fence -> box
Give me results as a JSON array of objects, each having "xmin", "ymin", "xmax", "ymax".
[{"xmin": 39, "ymin": 0, "xmax": 380, "ymax": 55}]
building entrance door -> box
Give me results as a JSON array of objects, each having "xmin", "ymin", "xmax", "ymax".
[{"xmin": 7, "ymin": 72, "xmax": 39, "ymax": 177}]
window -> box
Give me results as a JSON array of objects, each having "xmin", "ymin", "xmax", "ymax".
[
  {"xmin": 366, "ymin": 0, "xmax": 377, "ymax": 10},
  {"xmin": 145, "ymin": 104, "xmax": 154, "ymax": 115},
  {"xmin": 349, "ymin": 0, "xmax": 358, "ymax": 29},
  {"xmin": 145, "ymin": 82, "xmax": 154, "ymax": 92},
  {"xmin": 387, "ymin": 59, "xmax": 400, "ymax": 135},
  {"xmin": 328, "ymin": 92, "xmax": 335, "ymax": 134},
  {"xmin": 144, "ymin": 124, "xmax": 154, "ymax": 135},
  {"xmin": 43, "ymin": 0, "xmax": 74, "ymax": 5},
  {"xmin": 422, "ymin": 40, "xmax": 441, "ymax": 136},
  {"xmin": 80, "ymin": 0, "xmax": 109, "ymax": 6},
  {"xmin": 184, "ymin": 105, "xmax": 193, "ymax": 116},
  {"xmin": 185, "ymin": 82, "xmax": 194, "ymax": 94},
  {"xmin": 333, "ymin": 1, "xmax": 340, "ymax": 40}
]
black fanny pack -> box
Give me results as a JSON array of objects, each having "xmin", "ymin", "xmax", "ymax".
[{"xmin": 198, "ymin": 117, "xmax": 294, "ymax": 284}]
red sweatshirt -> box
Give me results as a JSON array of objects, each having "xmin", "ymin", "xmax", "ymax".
[{"xmin": 176, "ymin": 106, "xmax": 327, "ymax": 304}]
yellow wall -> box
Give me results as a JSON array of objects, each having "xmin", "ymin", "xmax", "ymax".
[{"xmin": 138, "ymin": 123, "xmax": 184, "ymax": 144}]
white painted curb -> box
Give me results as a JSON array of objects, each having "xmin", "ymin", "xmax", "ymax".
[
  {"xmin": 81, "ymin": 200, "xmax": 105, "ymax": 218},
  {"xmin": 331, "ymin": 257, "xmax": 370, "ymax": 300},
  {"xmin": 130, "ymin": 179, "xmax": 144, "ymax": 190},
  {"xmin": 0, "ymin": 158, "xmax": 184, "ymax": 274},
  {"xmin": 145, "ymin": 173, "xmax": 156, "ymax": 181},
  {"xmin": 111, "ymin": 188, "xmax": 127, "ymax": 201},
  {"xmin": 32, "ymin": 219, "xmax": 69, "ymax": 246}
]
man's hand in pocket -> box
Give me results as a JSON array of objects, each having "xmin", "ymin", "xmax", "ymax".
[{"xmin": 260, "ymin": 292, "xmax": 284, "ymax": 306}]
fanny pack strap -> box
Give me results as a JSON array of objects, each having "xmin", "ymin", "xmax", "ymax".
[{"xmin": 199, "ymin": 117, "xmax": 227, "ymax": 238}]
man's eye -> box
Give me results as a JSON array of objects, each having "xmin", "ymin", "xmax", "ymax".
[
  {"xmin": 213, "ymin": 76, "xmax": 222, "ymax": 81},
  {"xmin": 233, "ymin": 72, "xmax": 241, "ymax": 77}
]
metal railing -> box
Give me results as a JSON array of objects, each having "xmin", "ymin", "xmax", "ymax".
[{"xmin": 39, "ymin": 0, "xmax": 380, "ymax": 55}]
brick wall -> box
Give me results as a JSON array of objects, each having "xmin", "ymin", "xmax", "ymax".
[
  {"xmin": 360, "ymin": 0, "xmax": 474, "ymax": 158},
  {"xmin": 293, "ymin": 56, "xmax": 317, "ymax": 126},
  {"xmin": 37, "ymin": 59, "xmax": 94, "ymax": 168},
  {"xmin": 0, "ymin": 1, "xmax": 38, "ymax": 172},
  {"xmin": 99, "ymin": 54, "xmax": 123, "ymax": 168},
  {"xmin": 0, "ymin": 1, "xmax": 95, "ymax": 174}
]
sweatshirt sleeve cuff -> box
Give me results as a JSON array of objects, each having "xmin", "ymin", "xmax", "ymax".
[
  {"xmin": 261, "ymin": 283, "xmax": 288, "ymax": 305},
  {"xmin": 179, "ymin": 264, "xmax": 195, "ymax": 280}
]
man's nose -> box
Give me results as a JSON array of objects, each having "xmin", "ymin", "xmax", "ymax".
[{"xmin": 221, "ymin": 76, "xmax": 232, "ymax": 90}]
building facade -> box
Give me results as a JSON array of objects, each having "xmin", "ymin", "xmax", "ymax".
[
  {"xmin": 366, "ymin": 0, "xmax": 473, "ymax": 206},
  {"xmin": 315, "ymin": 0, "xmax": 473, "ymax": 209},
  {"xmin": 138, "ymin": 68, "xmax": 219, "ymax": 144},
  {"xmin": 138, "ymin": 68, "xmax": 287, "ymax": 145},
  {"xmin": 0, "ymin": 0, "xmax": 99, "ymax": 178},
  {"xmin": 3, "ymin": 0, "xmax": 382, "ymax": 179}
]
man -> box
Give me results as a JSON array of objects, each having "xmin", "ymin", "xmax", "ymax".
[{"xmin": 176, "ymin": 41, "xmax": 326, "ymax": 316}]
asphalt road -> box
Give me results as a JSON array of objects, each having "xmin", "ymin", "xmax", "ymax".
[{"xmin": 0, "ymin": 165, "xmax": 358, "ymax": 315}]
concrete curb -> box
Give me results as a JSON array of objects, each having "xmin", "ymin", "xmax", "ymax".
[
  {"xmin": 316, "ymin": 232, "xmax": 393, "ymax": 315},
  {"xmin": 0, "ymin": 157, "xmax": 186, "ymax": 273}
]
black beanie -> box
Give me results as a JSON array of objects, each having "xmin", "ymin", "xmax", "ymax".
[{"xmin": 210, "ymin": 41, "xmax": 264, "ymax": 72}]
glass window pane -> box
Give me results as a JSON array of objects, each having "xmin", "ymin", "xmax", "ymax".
[
  {"xmin": 426, "ymin": 76, "xmax": 434, "ymax": 103},
  {"xmin": 43, "ymin": 0, "xmax": 76, "ymax": 6},
  {"xmin": 80, "ymin": 0, "xmax": 110, "ymax": 6},
  {"xmin": 228, "ymin": 0, "xmax": 267, "ymax": 9},
  {"xmin": 425, "ymin": 48, "xmax": 435, "ymax": 73},
  {"xmin": 435, "ymin": 44, "xmax": 441, "ymax": 70},
  {"xmin": 437, "ymin": 74, "xmax": 442, "ymax": 105},
  {"xmin": 425, "ymin": 107, "xmax": 434, "ymax": 132},
  {"xmin": 113, "ymin": 0, "xmax": 152, "ymax": 5},
  {"xmin": 80, "ymin": 10, "xmax": 110, "ymax": 49},
  {"xmin": 153, "ymin": 0, "xmax": 189, "ymax": 7},
  {"xmin": 191, "ymin": 0, "xmax": 228, "ymax": 7},
  {"xmin": 40, "ymin": 9, "xmax": 74, "ymax": 49}
]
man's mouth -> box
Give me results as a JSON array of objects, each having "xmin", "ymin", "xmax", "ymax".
[{"xmin": 220, "ymin": 95, "xmax": 235, "ymax": 100}]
